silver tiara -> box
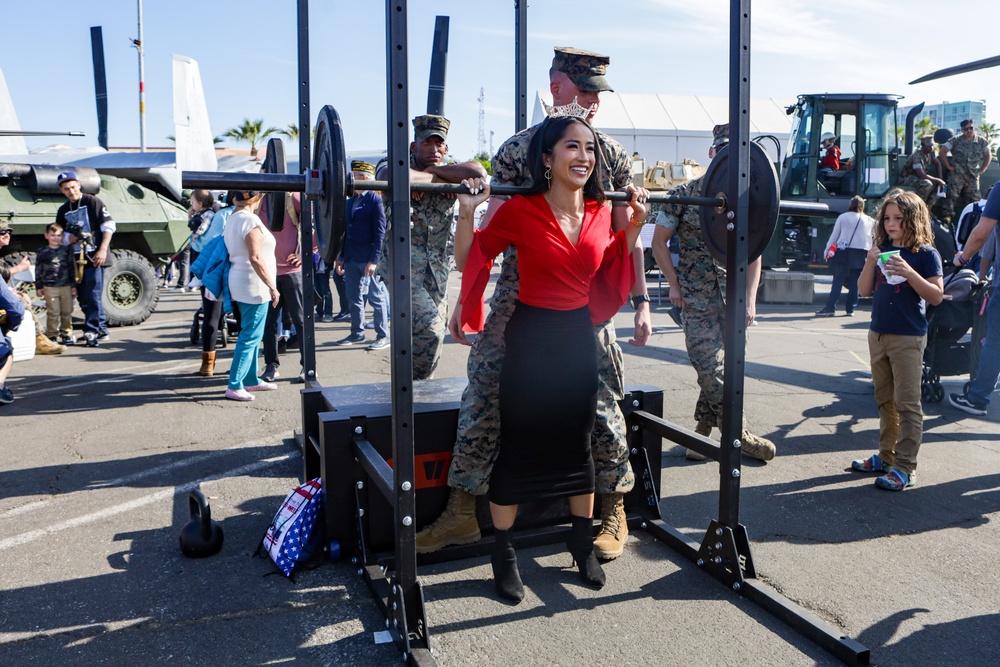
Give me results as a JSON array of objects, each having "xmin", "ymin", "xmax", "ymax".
[{"xmin": 542, "ymin": 96, "xmax": 596, "ymax": 120}]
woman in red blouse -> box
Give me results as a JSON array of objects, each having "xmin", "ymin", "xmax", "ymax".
[{"xmin": 453, "ymin": 115, "xmax": 648, "ymax": 602}]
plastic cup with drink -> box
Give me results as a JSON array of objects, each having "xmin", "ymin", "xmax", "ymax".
[{"xmin": 878, "ymin": 250, "xmax": 906, "ymax": 285}]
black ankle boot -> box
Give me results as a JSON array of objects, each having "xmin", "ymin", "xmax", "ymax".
[
  {"xmin": 568, "ymin": 515, "xmax": 606, "ymax": 589},
  {"xmin": 491, "ymin": 529, "xmax": 524, "ymax": 602}
]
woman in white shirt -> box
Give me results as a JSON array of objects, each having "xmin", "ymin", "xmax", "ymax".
[
  {"xmin": 817, "ymin": 195, "xmax": 875, "ymax": 317},
  {"xmin": 222, "ymin": 190, "xmax": 280, "ymax": 401}
]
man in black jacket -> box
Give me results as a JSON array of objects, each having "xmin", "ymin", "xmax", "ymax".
[{"xmin": 55, "ymin": 171, "xmax": 115, "ymax": 347}]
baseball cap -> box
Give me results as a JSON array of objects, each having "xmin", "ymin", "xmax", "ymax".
[
  {"xmin": 57, "ymin": 171, "xmax": 79, "ymax": 185},
  {"xmin": 712, "ymin": 124, "xmax": 730, "ymax": 148},
  {"xmin": 552, "ymin": 47, "xmax": 613, "ymax": 93},
  {"xmin": 413, "ymin": 115, "xmax": 450, "ymax": 141},
  {"xmin": 351, "ymin": 160, "xmax": 376, "ymax": 175}
]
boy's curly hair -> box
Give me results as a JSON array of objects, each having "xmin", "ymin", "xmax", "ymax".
[{"xmin": 873, "ymin": 188, "xmax": 934, "ymax": 251}]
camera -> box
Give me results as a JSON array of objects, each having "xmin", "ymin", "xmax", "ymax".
[{"xmin": 66, "ymin": 222, "xmax": 93, "ymax": 243}]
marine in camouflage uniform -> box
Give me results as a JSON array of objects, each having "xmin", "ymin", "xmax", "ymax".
[
  {"xmin": 940, "ymin": 123, "xmax": 992, "ymax": 220},
  {"xmin": 899, "ymin": 136, "xmax": 944, "ymax": 210},
  {"xmin": 377, "ymin": 115, "xmax": 487, "ymax": 380},
  {"xmin": 417, "ymin": 47, "xmax": 649, "ymax": 559},
  {"xmin": 649, "ymin": 124, "xmax": 776, "ymax": 462}
]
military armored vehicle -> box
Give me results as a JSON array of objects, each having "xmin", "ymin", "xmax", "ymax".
[{"xmin": 0, "ymin": 162, "xmax": 190, "ymax": 326}]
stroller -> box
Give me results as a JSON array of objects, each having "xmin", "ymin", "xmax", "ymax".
[
  {"xmin": 921, "ymin": 269, "xmax": 990, "ymax": 402},
  {"xmin": 190, "ymin": 305, "xmax": 240, "ymax": 348}
]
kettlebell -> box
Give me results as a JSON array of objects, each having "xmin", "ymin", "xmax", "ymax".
[{"xmin": 179, "ymin": 489, "xmax": 224, "ymax": 558}]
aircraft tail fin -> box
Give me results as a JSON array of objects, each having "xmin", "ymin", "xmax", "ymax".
[
  {"xmin": 172, "ymin": 54, "xmax": 217, "ymax": 173},
  {"xmin": 0, "ymin": 68, "xmax": 28, "ymax": 155}
]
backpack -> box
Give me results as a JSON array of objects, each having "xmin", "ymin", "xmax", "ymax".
[
  {"xmin": 956, "ymin": 203, "xmax": 983, "ymax": 247},
  {"xmin": 256, "ymin": 477, "xmax": 326, "ymax": 578}
]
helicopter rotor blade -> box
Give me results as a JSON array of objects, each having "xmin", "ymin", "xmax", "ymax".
[{"xmin": 910, "ymin": 54, "xmax": 1000, "ymax": 84}]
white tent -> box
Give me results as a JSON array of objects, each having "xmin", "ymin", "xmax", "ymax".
[{"xmin": 532, "ymin": 92, "xmax": 795, "ymax": 164}]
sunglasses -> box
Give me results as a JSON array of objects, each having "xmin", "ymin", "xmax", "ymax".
[
  {"xmin": 962, "ymin": 126, "xmax": 975, "ymax": 132},
  {"xmin": 0, "ymin": 229, "xmax": 11, "ymax": 236}
]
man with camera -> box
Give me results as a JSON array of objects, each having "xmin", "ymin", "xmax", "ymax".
[{"xmin": 55, "ymin": 171, "xmax": 115, "ymax": 347}]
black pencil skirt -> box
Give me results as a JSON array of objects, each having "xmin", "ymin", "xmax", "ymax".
[{"xmin": 488, "ymin": 301, "xmax": 598, "ymax": 506}]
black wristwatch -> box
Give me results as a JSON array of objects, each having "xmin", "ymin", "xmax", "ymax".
[{"xmin": 630, "ymin": 294, "xmax": 650, "ymax": 309}]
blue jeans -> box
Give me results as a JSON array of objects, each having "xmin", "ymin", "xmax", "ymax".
[
  {"xmin": 228, "ymin": 301, "xmax": 269, "ymax": 390},
  {"xmin": 78, "ymin": 264, "xmax": 107, "ymax": 335},
  {"xmin": 344, "ymin": 262, "xmax": 389, "ymax": 338},
  {"xmin": 315, "ymin": 269, "xmax": 333, "ymax": 317},
  {"xmin": 824, "ymin": 266, "xmax": 861, "ymax": 314},
  {"xmin": 968, "ymin": 289, "xmax": 1000, "ymax": 405}
]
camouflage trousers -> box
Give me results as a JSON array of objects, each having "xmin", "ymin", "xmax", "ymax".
[
  {"xmin": 681, "ymin": 298, "xmax": 742, "ymax": 428},
  {"xmin": 412, "ymin": 268, "xmax": 448, "ymax": 381},
  {"xmin": 942, "ymin": 172, "xmax": 981, "ymax": 220},
  {"xmin": 898, "ymin": 175, "xmax": 938, "ymax": 210},
  {"xmin": 448, "ymin": 300, "xmax": 635, "ymax": 496}
]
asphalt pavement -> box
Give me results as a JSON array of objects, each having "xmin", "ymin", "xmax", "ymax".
[{"xmin": 1, "ymin": 271, "xmax": 997, "ymax": 666}]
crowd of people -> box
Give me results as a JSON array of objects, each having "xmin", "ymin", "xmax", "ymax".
[{"xmin": 1, "ymin": 41, "xmax": 998, "ymax": 605}]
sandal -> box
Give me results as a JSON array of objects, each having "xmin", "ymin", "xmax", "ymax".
[
  {"xmin": 875, "ymin": 468, "xmax": 914, "ymax": 492},
  {"xmin": 851, "ymin": 453, "xmax": 890, "ymax": 473}
]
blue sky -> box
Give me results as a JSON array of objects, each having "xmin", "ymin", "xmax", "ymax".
[{"xmin": 3, "ymin": 1, "xmax": 999, "ymax": 162}]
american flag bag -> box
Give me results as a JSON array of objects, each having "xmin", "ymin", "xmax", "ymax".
[{"xmin": 258, "ymin": 477, "xmax": 325, "ymax": 577}]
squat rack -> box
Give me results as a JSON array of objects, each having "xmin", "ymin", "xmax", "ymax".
[{"xmin": 187, "ymin": 2, "xmax": 869, "ymax": 665}]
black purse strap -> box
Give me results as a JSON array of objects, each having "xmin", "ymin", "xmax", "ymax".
[{"xmin": 845, "ymin": 214, "xmax": 863, "ymax": 248}]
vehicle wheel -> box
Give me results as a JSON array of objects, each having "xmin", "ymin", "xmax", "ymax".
[
  {"xmin": 933, "ymin": 384, "xmax": 945, "ymax": 403},
  {"xmin": 102, "ymin": 250, "xmax": 159, "ymax": 327},
  {"xmin": 1, "ymin": 251, "xmax": 45, "ymax": 316},
  {"xmin": 921, "ymin": 383, "xmax": 932, "ymax": 402}
]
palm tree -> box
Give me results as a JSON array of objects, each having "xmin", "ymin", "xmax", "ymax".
[
  {"xmin": 279, "ymin": 123, "xmax": 299, "ymax": 140},
  {"xmin": 978, "ymin": 122, "xmax": 999, "ymax": 150},
  {"xmin": 223, "ymin": 118, "xmax": 279, "ymax": 157}
]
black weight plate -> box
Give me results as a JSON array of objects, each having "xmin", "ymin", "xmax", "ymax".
[
  {"xmin": 313, "ymin": 105, "xmax": 348, "ymax": 266},
  {"xmin": 699, "ymin": 142, "xmax": 780, "ymax": 264},
  {"xmin": 262, "ymin": 137, "xmax": 287, "ymax": 232}
]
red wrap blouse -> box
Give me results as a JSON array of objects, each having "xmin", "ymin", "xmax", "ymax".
[{"xmin": 459, "ymin": 194, "xmax": 635, "ymax": 332}]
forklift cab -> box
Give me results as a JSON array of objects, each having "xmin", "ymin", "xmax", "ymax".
[
  {"xmin": 772, "ymin": 94, "xmax": 902, "ymax": 266},
  {"xmin": 782, "ymin": 94, "xmax": 901, "ymax": 213}
]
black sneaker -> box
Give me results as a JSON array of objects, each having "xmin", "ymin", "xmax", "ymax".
[
  {"xmin": 84, "ymin": 332, "xmax": 100, "ymax": 348},
  {"xmin": 0, "ymin": 386, "xmax": 13, "ymax": 405},
  {"xmin": 261, "ymin": 362, "xmax": 280, "ymax": 382},
  {"xmin": 97, "ymin": 330, "xmax": 110, "ymax": 341},
  {"xmin": 60, "ymin": 335, "xmax": 76, "ymax": 346},
  {"xmin": 948, "ymin": 393, "xmax": 988, "ymax": 416},
  {"xmin": 335, "ymin": 333, "xmax": 366, "ymax": 346},
  {"xmin": 332, "ymin": 312, "xmax": 350, "ymax": 322},
  {"xmin": 814, "ymin": 310, "xmax": 835, "ymax": 317}
]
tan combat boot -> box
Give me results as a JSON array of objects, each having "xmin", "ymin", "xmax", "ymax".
[
  {"xmin": 742, "ymin": 430, "xmax": 776, "ymax": 461},
  {"xmin": 200, "ymin": 351, "xmax": 216, "ymax": 376},
  {"xmin": 687, "ymin": 422, "xmax": 711, "ymax": 460},
  {"xmin": 414, "ymin": 488, "xmax": 481, "ymax": 553},
  {"xmin": 593, "ymin": 492, "xmax": 627, "ymax": 560},
  {"xmin": 36, "ymin": 333, "xmax": 66, "ymax": 355}
]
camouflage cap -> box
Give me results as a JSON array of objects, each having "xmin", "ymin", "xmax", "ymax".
[
  {"xmin": 351, "ymin": 160, "xmax": 376, "ymax": 175},
  {"xmin": 920, "ymin": 135, "xmax": 934, "ymax": 145},
  {"xmin": 552, "ymin": 47, "xmax": 613, "ymax": 93},
  {"xmin": 712, "ymin": 123, "xmax": 730, "ymax": 148},
  {"xmin": 413, "ymin": 114, "xmax": 450, "ymax": 141},
  {"xmin": 0, "ymin": 219, "xmax": 11, "ymax": 232}
]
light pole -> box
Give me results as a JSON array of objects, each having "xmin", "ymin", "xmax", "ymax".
[{"xmin": 131, "ymin": 0, "xmax": 147, "ymax": 152}]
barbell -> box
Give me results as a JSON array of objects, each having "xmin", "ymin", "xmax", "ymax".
[{"xmin": 183, "ymin": 105, "xmax": 828, "ymax": 266}]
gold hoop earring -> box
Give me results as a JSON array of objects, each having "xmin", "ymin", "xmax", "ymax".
[{"xmin": 544, "ymin": 165, "xmax": 552, "ymax": 187}]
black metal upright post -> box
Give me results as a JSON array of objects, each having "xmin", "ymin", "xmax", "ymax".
[
  {"xmin": 514, "ymin": 0, "xmax": 528, "ymax": 133},
  {"xmin": 720, "ymin": 0, "xmax": 751, "ymax": 529},
  {"xmin": 297, "ymin": 0, "xmax": 317, "ymax": 385},
  {"xmin": 385, "ymin": 0, "xmax": 425, "ymax": 661}
]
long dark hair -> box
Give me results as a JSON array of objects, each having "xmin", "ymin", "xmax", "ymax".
[{"xmin": 524, "ymin": 116, "xmax": 606, "ymax": 203}]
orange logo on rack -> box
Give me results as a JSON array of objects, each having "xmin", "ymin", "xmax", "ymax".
[{"xmin": 386, "ymin": 452, "xmax": 453, "ymax": 489}]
